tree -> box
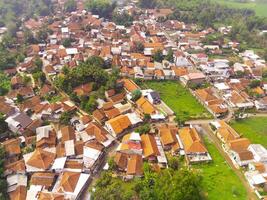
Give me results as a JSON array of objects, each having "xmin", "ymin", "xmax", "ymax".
[
  {"xmin": 23, "ymin": 29, "xmax": 36, "ymax": 44},
  {"xmin": 64, "ymin": 0, "xmax": 77, "ymax": 12},
  {"xmin": 139, "ymin": 0, "xmax": 157, "ymax": 8},
  {"xmin": 168, "ymin": 156, "xmax": 179, "ymax": 170},
  {"xmin": 36, "ymin": 27, "xmax": 50, "ymax": 42},
  {"xmin": 85, "ymin": 95, "xmax": 98, "ymax": 113},
  {"xmin": 60, "ymin": 111, "xmax": 74, "ymax": 125},
  {"xmin": 112, "ymin": 11, "xmax": 133, "ymax": 27},
  {"xmin": 33, "ymin": 71, "xmax": 46, "ymax": 85},
  {"xmin": 135, "ymin": 123, "xmax": 150, "ymax": 134},
  {"xmin": 131, "ymin": 89, "xmax": 142, "ymax": 101},
  {"xmin": 165, "ymin": 49, "xmax": 174, "ymax": 63},
  {"xmin": 133, "ymin": 41, "xmax": 144, "ymax": 53},
  {"xmin": 0, "ymin": 114, "xmax": 8, "ymax": 134},
  {"xmin": 152, "ymin": 50, "xmax": 164, "ymax": 63},
  {"xmin": 108, "ymin": 156, "xmax": 116, "ymax": 171},
  {"xmin": 34, "ymin": 57, "xmax": 43, "ymax": 69},
  {"xmin": 16, "ymin": 94, "xmax": 24, "ymax": 103},
  {"xmin": 62, "ymin": 38, "xmax": 72, "ymax": 47},
  {"xmin": 85, "ymin": 0, "xmax": 117, "ymax": 19},
  {"xmin": 249, "ymin": 80, "xmax": 261, "ymax": 88}
]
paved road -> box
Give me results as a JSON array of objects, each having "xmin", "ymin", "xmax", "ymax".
[{"xmin": 200, "ymin": 124, "xmax": 257, "ymax": 200}]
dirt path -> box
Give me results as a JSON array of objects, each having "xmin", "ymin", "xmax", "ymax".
[{"xmin": 200, "ymin": 124, "xmax": 257, "ymax": 200}]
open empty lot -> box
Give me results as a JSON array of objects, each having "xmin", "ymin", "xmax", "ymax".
[
  {"xmin": 194, "ymin": 137, "xmax": 248, "ymax": 200},
  {"xmin": 231, "ymin": 117, "xmax": 267, "ymax": 147},
  {"xmin": 143, "ymin": 81, "xmax": 212, "ymax": 121}
]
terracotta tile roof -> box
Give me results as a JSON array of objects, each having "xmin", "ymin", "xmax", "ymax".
[
  {"xmin": 56, "ymin": 143, "xmax": 65, "ymax": 158},
  {"xmin": 102, "ymin": 102, "xmax": 114, "ymax": 110},
  {"xmin": 107, "ymin": 115, "xmax": 132, "ymax": 135},
  {"xmin": 31, "ymin": 172, "xmax": 56, "ymax": 188},
  {"xmin": 230, "ymin": 91, "xmax": 246, "ymax": 104},
  {"xmin": 236, "ymin": 150, "xmax": 254, "ymax": 161},
  {"xmin": 38, "ymin": 192, "xmax": 64, "ymax": 200},
  {"xmin": 217, "ymin": 125, "xmax": 239, "ymax": 142},
  {"xmin": 75, "ymin": 140, "xmax": 84, "ymax": 156},
  {"xmin": 144, "ymin": 42, "xmax": 164, "ymax": 50},
  {"xmin": 40, "ymin": 84, "xmax": 54, "ymax": 97},
  {"xmin": 0, "ymin": 102, "xmax": 15, "ymax": 116},
  {"xmin": 227, "ymin": 138, "xmax": 251, "ymax": 152},
  {"xmin": 120, "ymin": 79, "xmax": 140, "ymax": 92},
  {"xmin": 64, "ymin": 160, "xmax": 83, "ymax": 170},
  {"xmin": 4, "ymin": 159, "xmax": 25, "ymax": 173},
  {"xmin": 105, "ymin": 89, "xmax": 116, "ymax": 98},
  {"xmin": 93, "ymin": 109, "xmax": 106, "ymax": 123},
  {"xmin": 3, "ymin": 138, "xmax": 21, "ymax": 155},
  {"xmin": 195, "ymin": 88, "xmax": 217, "ymax": 102},
  {"xmin": 58, "ymin": 171, "xmax": 80, "ymax": 193},
  {"xmin": 11, "ymin": 76, "xmax": 23, "ymax": 86},
  {"xmin": 37, "ymin": 130, "xmax": 56, "ymax": 148},
  {"xmin": 85, "ymin": 139, "xmax": 104, "ymax": 151},
  {"xmin": 179, "ymin": 127, "xmax": 207, "ymax": 154},
  {"xmin": 208, "ymin": 104, "xmax": 228, "ymax": 114},
  {"xmin": 26, "ymin": 149, "xmax": 55, "ymax": 170},
  {"xmin": 74, "ymin": 83, "xmax": 93, "ymax": 96},
  {"xmin": 141, "ymin": 134, "xmax": 160, "ymax": 158},
  {"xmin": 109, "ymin": 92, "xmax": 126, "ymax": 104},
  {"xmin": 136, "ymin": 96, "xmax": 156, "ymax": 114},
  {"xmin": 159, "ymin": 127, "xmax": 178, "ymax": 147},
  {"xmin": 85, "ymin": 122, "xmax": 108, "ymax": 143},
  {"xmin": 114, "ymin": 152, "xmax": 128, "ymax": 170},
  {"xmin": 127, "ymin": 154, "xmax": 143, "ymax": 176},
  {"xmin": 80, "ymin": 115, "xmax": 92, "ymax": 125},
  {"xmin": 8, "ymin": 185, "xmax": 26, "ymax": 200},
  {"xmin": 61, "ymin": 126, "xmax": 75, "ymax": 142},
  {"xmin": 104, "ymin": 108, "xmax": 121, "ymax": 119}
]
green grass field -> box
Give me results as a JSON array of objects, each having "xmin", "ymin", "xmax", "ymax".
[
  {"xmin": 194, "ymin": 137, "xmax": 248, "ymax": 200},
  {"xmin": 212, "ymin": 0, "xmax": 267, "ymax": 17},
  {"xmin": 230, "ymin": 117, "xmax": 267, "ymax": 147},
  {"xmin": 143, "ymin": 81, "xmax": 212, "ymax": 121}
]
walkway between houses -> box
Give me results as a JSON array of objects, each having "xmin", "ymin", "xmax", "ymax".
[{"xmin": 200, "ymin": 124, "xmax": 257, "ymax": 200}]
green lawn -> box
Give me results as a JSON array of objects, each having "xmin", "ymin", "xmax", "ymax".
[
  {"xmin": 0, "ymin": 72, "xmax": 11, "ymax": 96},
  {"xmin": 193, "ymin": 137, "xmax": 248, "ymax": 200},
  {"xmin": 212, "ymin": 0, "xmax": 267, "ymax": 17},
  {"xmin": 143, "ymin": 80, "xmax": 212, "ymax": 121},
  {"xmin": 230, "ymin": 117, "xmax": 267, "ymax": 147}
]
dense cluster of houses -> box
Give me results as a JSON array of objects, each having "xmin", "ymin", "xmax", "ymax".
[
  {"xmin": 0, "ymin": 0, "xmax": 266, "ymax": 199},
  {"xmin": 113, "ymin": 124, "xmax": 212, "ymax": 179},
  {"xmin": 210, "ymin": 120, "xmax": 267, "ymax": 199}
]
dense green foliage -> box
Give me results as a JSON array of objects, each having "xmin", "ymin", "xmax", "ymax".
[
  {"xmin": 139, "ymin": 0, "xmax": 267, "ymax": 51},
  {"xmin": 0, "ymin": 114, "xmax": 8, "ymax": 134},
  {"xmin": 64, "ymin": 0, "xmax": 77, "ymax": 13},
  {"xmin": 60, "ymin": 111, "xmax": 75, "ymax": 125},
  {"xmin": 0, "ymin": 45, "xmax": 17, "ymax": 70},
  {"xmin": 135, "ymin": 123, "xmax": 150, "ymax": 134},
  {"xmin": 0, "ymin": 145, "xmax": 7, "ymax": 199},
  {"xmin": 92, "ymin": 166, "xmax": 203, "ymax": 200},
  {"xmin": 0, "ymin": 73, "xmax": 10, "ymax": 96},
  {"xmin": 54, "ymin": 57, "xmax": 110, "ymax": 94},
  {"xmin": 152, "ymin": 50, "xmax": 164, "ymax": 63},
  {"xmin": 0, "ymin": 0, "xmax": 54, "ymax": 27},
  {"xmin": 131, "ymin": 89, "xmax": 142, "ymax": 101},
  {"xmin": 85, "ymin": 0, "xmax": 117, "ymax": 18},
  {"xmin": 112, "ymin": 11, "xmax": 133, "ymax": 27}
]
